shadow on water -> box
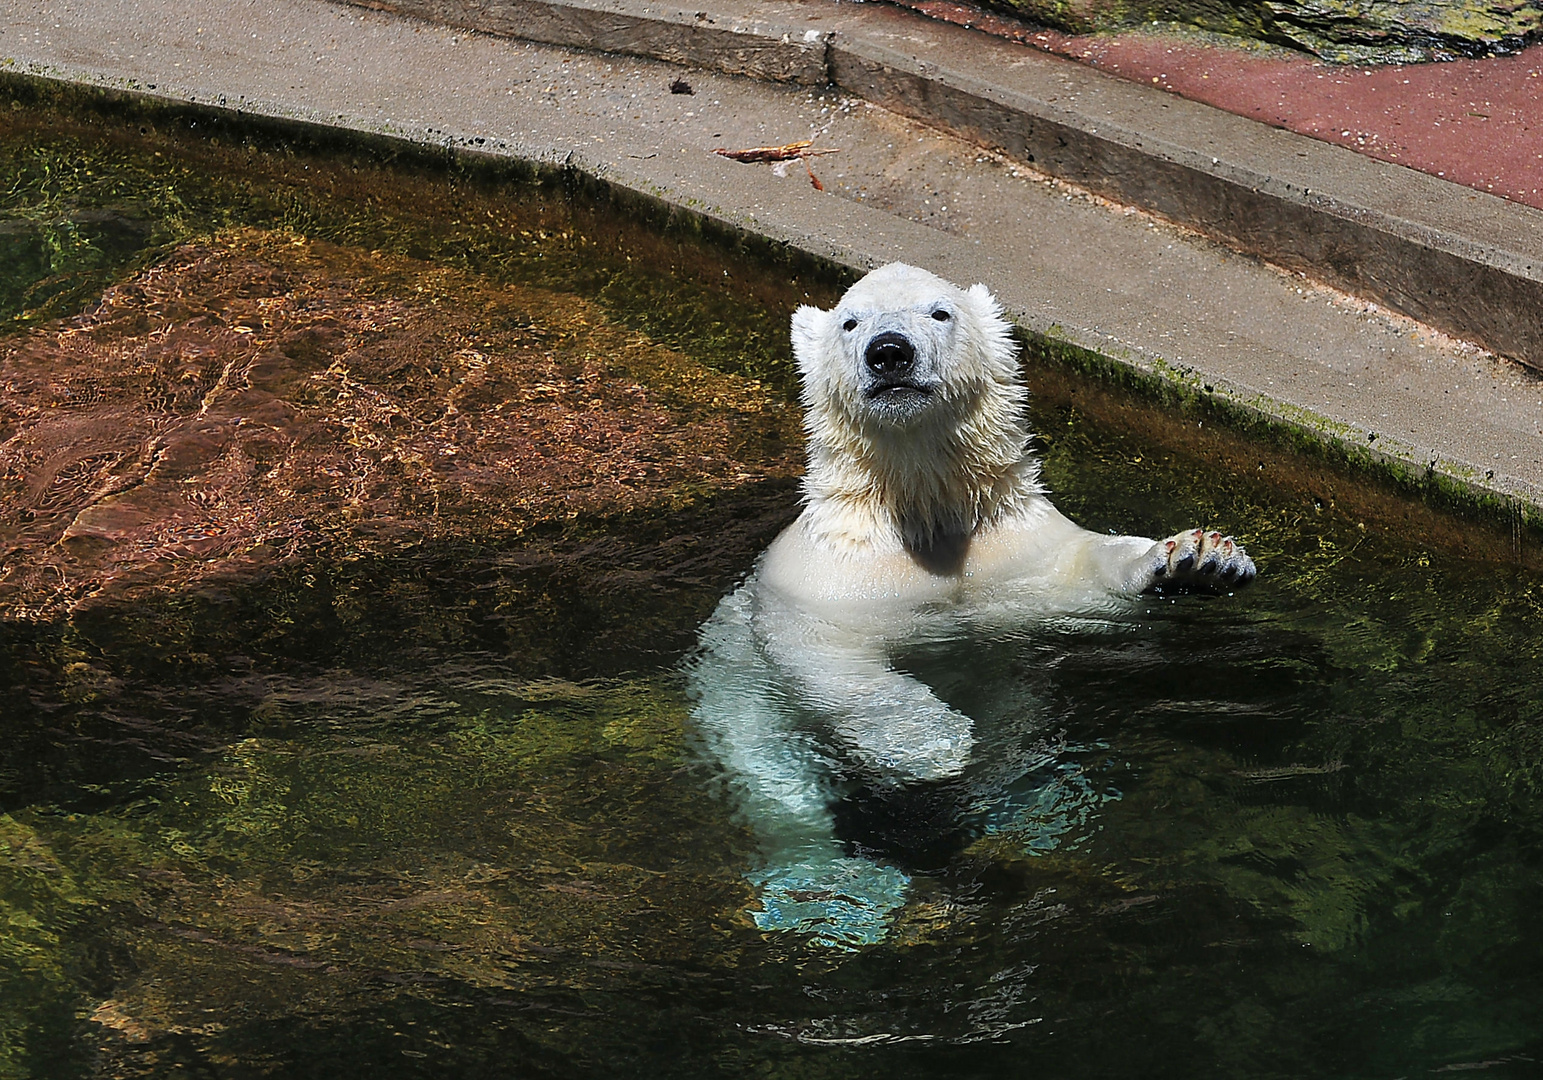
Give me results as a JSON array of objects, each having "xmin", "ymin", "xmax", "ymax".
[{"xmin": 1, "ymin": 83, "xmax": 1543, "ymax": 1079}]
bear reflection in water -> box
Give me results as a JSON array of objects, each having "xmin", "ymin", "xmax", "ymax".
[{"xmin": 687, "ymin": 264, "xmax": 1255, "ymax": 947}]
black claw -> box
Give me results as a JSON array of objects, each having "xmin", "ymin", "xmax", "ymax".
[
  {"xmin": 1199, "ymin": 557, "xmax": 1219, "ymax": 574},
  {"xmin": 1153, "ymin": 563, "xmax": 1168, "ymax": 578},
  {"xmin": 1221, "ymin": 565, "xmax": 1239, "ymax": 582},
  {"xmin": 1175, "ymin": 553, "xmax": 1196, "ymax": 573}
]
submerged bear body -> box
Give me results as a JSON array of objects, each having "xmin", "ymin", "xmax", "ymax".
[{"xmin": 688, "ymin": 263, "xmax": 1256, "ymax": 946}]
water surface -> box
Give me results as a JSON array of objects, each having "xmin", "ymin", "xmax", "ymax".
[{"xmin": 1, "ymin": 86, "xmax": 1541, "ymax": 1079}]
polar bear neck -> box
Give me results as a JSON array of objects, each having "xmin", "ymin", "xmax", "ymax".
[{"xmin": 799, "ymin": 385, "xmax": 1044, "ymax": 559}]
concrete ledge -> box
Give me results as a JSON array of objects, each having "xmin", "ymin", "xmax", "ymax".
[
  {"xmin": 354, "ymin": 0, "xmax": 831, "ymax": 82},
  {"xmin": 343, "ymin": 0, "xmax": 1543, "ymax": 370}
]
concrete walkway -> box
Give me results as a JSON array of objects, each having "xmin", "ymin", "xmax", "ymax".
[
  {"xmin": 336, "ymin": 0, "xmax": 1543, "ymax": 372},
  {"xmin": 895, "ymin": 1, "xmax": 1543, "ymax": 210},
  {"xmin": 2, "ymin": 0, "xmax": 1542, "ymax": 517}
]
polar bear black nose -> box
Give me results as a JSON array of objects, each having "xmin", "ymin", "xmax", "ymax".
[{"xmin": 864, "ymin": 332, "xmax": 915, "ymax": 378}]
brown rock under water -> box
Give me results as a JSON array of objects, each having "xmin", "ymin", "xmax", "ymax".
[{"xmin": 0, "ymin": 229, "xmax": 800, "ymax": 619}]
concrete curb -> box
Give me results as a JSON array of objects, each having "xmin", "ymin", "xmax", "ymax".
[
  {"xmin": 350, "ymin": 0, "xmax": 1543, "ymax": 371},
  {"xmin": 350, "ymin": 0, "xmax": 831, "ymax": 82}
]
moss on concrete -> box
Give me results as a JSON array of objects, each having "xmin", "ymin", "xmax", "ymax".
[
  {"xmin": 1019, "ymin": 329, "xmax": 1543, "ymax": 549},
  {"xmin": 976, "ymin": 0, "xmax": 1542, "ymax": 60}
]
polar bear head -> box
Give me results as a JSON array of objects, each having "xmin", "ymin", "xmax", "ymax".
[{"xmin": 790, "ymin": 263, "xmax": 1041, "ymax": 558}]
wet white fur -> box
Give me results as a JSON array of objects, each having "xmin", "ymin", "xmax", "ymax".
[
  {"xmin": 689, "ymin": 263, "xmax": 1254, "ymax": 925},
  {"xmin": 764, "ymin": 263, "xmax": 1176, "ymax": 613},
  {"xmin": 791, "ymin": 271, "xmax": 1038, "ymax": 556}
]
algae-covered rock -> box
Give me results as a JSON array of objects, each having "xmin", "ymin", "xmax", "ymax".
[
  {"xmin": 23, "ymin": 676, "xmax": 762, "ymax": 1072},
  {"xmin": 1261, "ymin": 0, "xmax": 1542, "ymax": 61},
  {"xmin": 972, "ymin": 0, "xmax": 1542, "ymax": 60},
  {"xmin": 0, "ymin": 816, "xmax": 99, "ymax": 1078},
  {"xmin": 0, "ymin": 229, "xmax": 802, "ymax": 620}
]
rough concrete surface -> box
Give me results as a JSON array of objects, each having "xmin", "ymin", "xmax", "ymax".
[
  {"xmin": 1, "ymin": 0, "xmax": 1542, "ymax": 515},
  {"xmin": 343, "ymin": 0, "xmax": 1543, "ymax": 371},
  {"xmin": 351, "ymin": 0, "xmax": 833, "ymax": 82}
]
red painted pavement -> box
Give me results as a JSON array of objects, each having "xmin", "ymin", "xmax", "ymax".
[{"xmin": 897, "ymin": 1, "xmax": 1543, "ymax": 210}]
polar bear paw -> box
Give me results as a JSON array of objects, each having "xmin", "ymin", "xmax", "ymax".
[
  {"xmin": 749, "ymin": 857, "xmax": 911, "ymax": 949},
  {"xmin": 1151, "ymin": 529, "xmax": 1256, "ymax": 590}
]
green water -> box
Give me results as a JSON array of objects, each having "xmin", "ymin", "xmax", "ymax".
[{"xmin": 2, "ymin": 85, "xmax": 1542, "ymax": 1078}]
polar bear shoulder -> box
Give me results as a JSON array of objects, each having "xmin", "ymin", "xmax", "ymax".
[{"xmin": 762, "ymin": 262, "xmax": 1254, "ymax": 615}]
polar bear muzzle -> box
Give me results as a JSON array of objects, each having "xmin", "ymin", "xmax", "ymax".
[
  {"xmin": 861, "ymin": 331, "xmax": 936, "ymax": 421},
  {"xmin": 864, "ymin": 331, "xmax": 916, "ymax": 380}
]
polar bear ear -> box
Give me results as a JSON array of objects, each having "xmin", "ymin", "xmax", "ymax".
[
  {"xmin": 965, "ymin": 282, "xmax": 1004, "ymax": 320},
  {"xmin": 964, "ymin": 283, "xmax": 1017, "ymax": 372},
  {"xmin": 790, "ymin": 304, "xmax": 833, "ymax": 373}
]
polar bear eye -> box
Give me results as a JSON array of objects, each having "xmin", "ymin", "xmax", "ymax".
[
  {"xmin": 931, "ymin": 309, "xmax": 951, "ymax": 322},
  {"xmin": 842, "ymin": 318, "xmax": 858, "ymax": 332}
]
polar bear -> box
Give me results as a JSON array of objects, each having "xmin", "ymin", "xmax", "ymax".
[{"xmin": 688, "ymin": 263, "xmax": 1254, "ymax": 946}]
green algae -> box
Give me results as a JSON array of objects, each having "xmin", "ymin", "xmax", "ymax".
[
  {"xmin": 2, "ymin": 677, "xmax": 763, "ymax": 1076},
  {"xmin": 0, "ymin": 817, "xmax": 99, "ymax": 1080},
  {"xmin": 0, "ymin": 75, "xmax": 845, "ymax": 396},
  {"xmin": 1021, "ymin": 329, "xmax": 1543, "ymax": 543},
  {"xmin": 974, "ymin": 0, "xmax": 1541, "ymax": 60}
]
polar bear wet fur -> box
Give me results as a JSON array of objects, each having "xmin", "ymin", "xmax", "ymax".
[
  {"xmin": 687, "ymin": 262, "xmax": 1255, "ymax": 946},
  {"xmin": 764, "ymin": 261, "xmax": 1254, "ymax": 610}
]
